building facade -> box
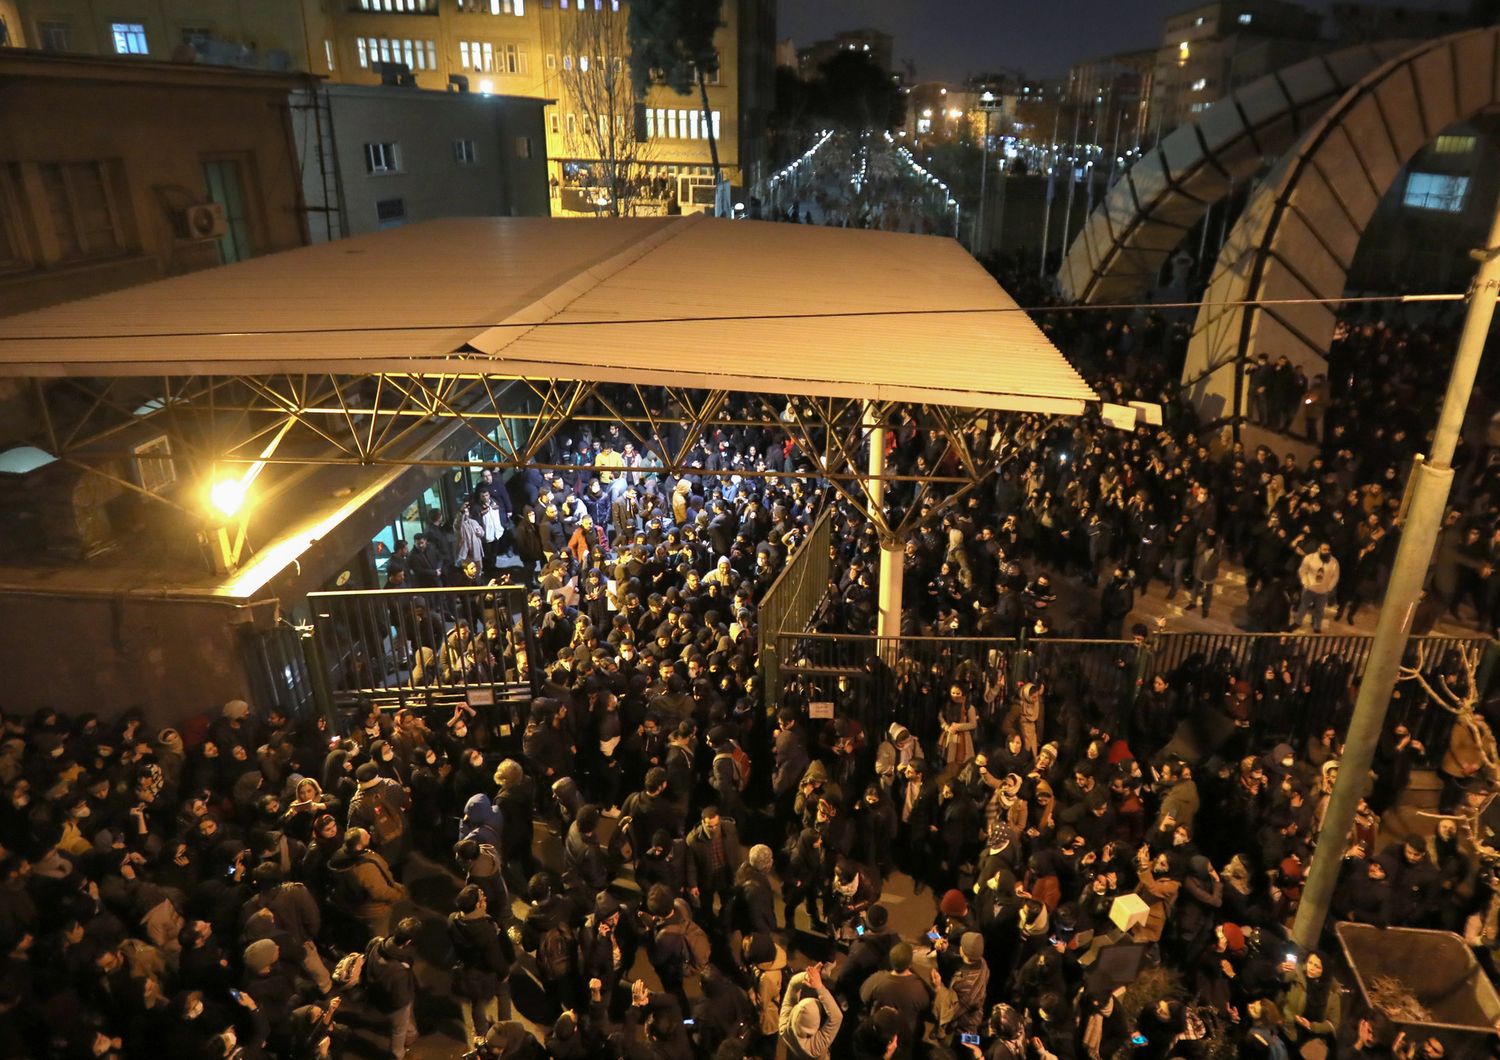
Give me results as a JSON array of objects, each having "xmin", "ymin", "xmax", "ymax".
[
  {"xmin": 293, "ymin": 82, "xmax": 549, "ymax": 240},
  {"xmin": 0, "ymin": 0, "xmax": 776, "ymax": 212},
  {"xmin": 0, "ymin": 0, "xmax": 315, "ymax": 70},
  {"xmin": 1146, "ymin": 1, "xmax": 1323, "ymax": 136},
  {"xmin": 314, "ymin": 0, "xmax": 774, "ymax": 213},
  {"xmin": 0, "ymin": 49, "xmax": 309, "ymax": 319}
]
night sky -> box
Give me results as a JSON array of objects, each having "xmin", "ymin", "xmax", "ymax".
[{"xmin": 777, "ymin": 0, "xmax": 1471, "ymax": 81}]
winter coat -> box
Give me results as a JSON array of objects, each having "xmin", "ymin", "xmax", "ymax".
[
  {"xmin": 447, "ymin": 911, "xmax": 514, "ymax": 1000},
  {"xmin": 362, "ymin": 936, "xmax": 416, "ymax": 1013}
]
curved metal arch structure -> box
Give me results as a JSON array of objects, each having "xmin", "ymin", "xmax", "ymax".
[
  {"xmin": 1057, "ymin": 41, "xmax": 1411, "ymax": 305},
  {"xmin": 1181, "ymin": 26, "xmax": 1500, "ymax": 423}
]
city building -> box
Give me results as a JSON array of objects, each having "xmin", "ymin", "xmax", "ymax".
[
  {"xmin": 0, "ymin": 0, "xmax": 315, "ymax": 70},
  {"xmin": 315, "ymin": 0, "xmax": 773, "ymax": 213},
  {"xmin": 292, "ymin": 82, "xmax": 549, "ymax": 240},
  {"xmin": 1066, "ymin": 47, "xmax": 1154, "ymax": 153},
  {"xmin": 0, "ymin": 0, "xmax": 778, "ymax": 213},
  {"xmin": 797, "ymin": 25, "xmax": 893, "ymax": 78},
  {"xmin": 1146, "ymin": 1, "xmax": 1324, "ymax": 136},
  {"xmin": 0, "ymin": 48, "xmax": 310, "ymax": 319}
]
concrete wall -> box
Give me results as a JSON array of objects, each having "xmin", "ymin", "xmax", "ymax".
[
  {"xmin": 0, "ymin": 590, "xmax": 267, "ymax": 726},
  {"xmin": 0, "ymin": 53, "xmax": 310, "ymax": 319},
  {"xmin": 304, "ymin": 83, "xmax": 549, "ymax": 239}
]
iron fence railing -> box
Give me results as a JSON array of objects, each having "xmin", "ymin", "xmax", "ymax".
[
  {"xmin": 776, "ymin": 629, "xmax": 1494, "ymax": 763},
  {"xmin": 757, "ymin": 507, "xmax": 833, "ymax": 707},
  {"xmin": 240, "ymin": 625, "xmax": 319, "ymax": 718},
  {"xmin": 307, "ymin": 585, "xmax": 539, "ymax": 716}
]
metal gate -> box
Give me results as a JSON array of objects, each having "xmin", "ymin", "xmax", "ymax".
[{"xmin": 307, "ymin": 584, "xmax": 539, "ymax": 715}]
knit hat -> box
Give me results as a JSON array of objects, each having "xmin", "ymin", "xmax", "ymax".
[
  {"xmin": 1218, "ymin": 922, "xmax": 1245, "ymax": 953},
  {"xmin": 244, "ymin": 938, "xmax": 279, "ymax": 973},
  {"xmin": 792, "ymin": 997, "xmax": 823, "ymax": 1036},
  {"xmin": 748, "ymin": 844, "xmax": 774, "ymax": 874},
  {"xmin": 960, "ymin": 932, "xmax": 984, "ymax": 963},
  {"xmin": 940, "ymin": 889, "xmax": 969, "ymax": 917},
  {"xmin": 355, "ymin": 762, "xmax": 380, "ymax": 786},
  {"xmin": 595, "ymin": 893, "xmax": 622, "ymax": 921},
  {"xmin": 223, "ymin": 699, "xmax": 251, "ymax": 721}
]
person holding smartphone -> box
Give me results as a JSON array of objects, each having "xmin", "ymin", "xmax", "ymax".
[{"xmin": 780, "ymin": 962, "xmax": 842, "ymax": 1060}]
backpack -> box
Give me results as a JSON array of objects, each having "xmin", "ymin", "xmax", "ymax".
[
  {"xmin": 538, "ymin": 920, "xmax": 575, "ymax": 981},
  {"xmin": 355, "ymin": 783, "xmax": 404, "ymax": 845},
  {"xmin": 662, "ymin": 900, "xmax": 711, "ymax": 972},
  {"xmin": 714, "ymin": 748, "xmax": 750, "ymax": 792}
]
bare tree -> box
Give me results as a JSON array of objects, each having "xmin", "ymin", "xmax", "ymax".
[
  {"xmin": 558, "ymin": 11, "xmax": 655, "ymax": 216},
  {"xmin": 1398, "ymin": 643, "xmax": 1499, "ymax": 831}
]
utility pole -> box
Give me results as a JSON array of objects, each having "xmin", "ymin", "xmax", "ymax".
[
  {"xmin": 1061, "ymin": 101, "xmax": 1083, "ymax": 266},
  {"xmin": 977, "ymin": 92, "xmax": 996, "ymax": 255},
  {"xmin": 1039, "ymin": 103, "xmax": 1062, "ymax": 278},
  {"xmin": 1292, "ymin": 189, "xmax": 1500, "ymax": 950}
]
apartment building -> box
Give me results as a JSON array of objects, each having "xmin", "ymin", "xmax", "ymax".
[{"xmin": 320, "ymin": 0, "xmax": 774, "ymax": 212}]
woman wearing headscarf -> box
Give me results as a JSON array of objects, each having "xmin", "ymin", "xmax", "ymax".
[{"xmin": 1281, "ymin": 951, "xmax": 1340, "ymax": 1053}]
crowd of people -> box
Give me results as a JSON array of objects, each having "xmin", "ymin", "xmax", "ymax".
[{"xmin": 6, "ymin": 183, "xmax": 1500, "ymax": 1060}]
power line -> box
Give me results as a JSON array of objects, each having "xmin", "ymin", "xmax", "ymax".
[{"xmin": 0, "ymin": 292, "xmax": 1467, "ymax": 344}]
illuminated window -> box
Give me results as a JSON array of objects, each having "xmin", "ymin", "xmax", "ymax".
[
  {"xmin": 1238, "ymin": 12, "xmax": 1253, "ymax": 23},
  {"xmin": 454, "ymin": 140, "xmax": 478, "ymax": 164},
  {"xmin": 1404, "ymin": 171, "xmax": 1470, "ymax": 212},
  {"xmin": 459, "ymin": 41, "xmax": 494, "ymax": 71},
  {"xmin": 1434, "ymin": 134, "xmax": 1477, "ymax": 154},
  {"xmin": 1191, "ymin": 78, "xmax": 1207, "ymax": 91},
  {"xmin": 111, "ymin": 22, "xmax": 148, "ymax": 55}
]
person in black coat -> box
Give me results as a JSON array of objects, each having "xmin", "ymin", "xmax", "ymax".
[
  {"xmin": 363, "ymin": 921, "xmax": 421, "ymax": 1060},
  {"xmin": 448, "ymin": 885, "xmax": 516, "ymax": 1040},
  {"xmin": 732, "ymin": 845, "xmax": 779, "ymax": 939}
]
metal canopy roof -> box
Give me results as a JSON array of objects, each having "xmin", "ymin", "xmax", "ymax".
[{"xmin": 0, "ymin": 214, "xmax": 1094, "ymax": 413}]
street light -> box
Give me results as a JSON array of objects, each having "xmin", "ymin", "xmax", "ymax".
[
  {"xmin": 210, "ymin": 477, "xmax": 247, "ymax": 519},
  {"xmin": 976, "ymin": 90, "xmax": 1004, "ymax": 255}
]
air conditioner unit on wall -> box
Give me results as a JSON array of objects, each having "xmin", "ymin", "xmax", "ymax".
[{"xmin": 175, "ymin": 202, "xmax": 228, "ymax": 241}]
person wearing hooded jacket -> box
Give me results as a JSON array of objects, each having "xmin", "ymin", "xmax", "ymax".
[{"xmin": 779, "ymin": 963, "xmax": 842, "ymax": 1060}]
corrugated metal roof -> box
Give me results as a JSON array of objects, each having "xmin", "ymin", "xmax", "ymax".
[{"xmin": 0, "ymin": 214, "xmax": 1095, "ymax": 413}]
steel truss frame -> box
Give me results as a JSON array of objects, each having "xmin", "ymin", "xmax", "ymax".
[{"xmin": 29, "ymin": 372, "xmax": 1044, "ymax": 534}]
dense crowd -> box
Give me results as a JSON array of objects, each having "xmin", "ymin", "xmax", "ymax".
[{"xmin": 6, "ymin": 244, "xmax": 1500, "ymax": 1060}]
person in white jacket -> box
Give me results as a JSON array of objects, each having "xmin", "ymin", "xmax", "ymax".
[
  {"xmin": 780, "ymin": 962, "xmax": 842, "ymax": 1059},
  {"xmin": 1294, "ymin": 542, "xmax": 1340, "ymax": 632}
]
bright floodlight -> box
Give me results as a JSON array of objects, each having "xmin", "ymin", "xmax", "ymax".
[
  {"xmin": 479, "ymin": 79, "xmax": 494, "ymax": 95},
  {"xmin": 210, "ymin": 478, "xmax": 247, "ymax": 519}
]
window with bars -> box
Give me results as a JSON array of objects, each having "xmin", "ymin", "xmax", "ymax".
[
  {"xmin": 38, "ymin": 162, "xmax": 127, "ymax": 261},
  {"xmin": 356, "ymin": 37, "xmax": 437, "ymax": 70},
  {"xmin": 364, "ymin": 142, "xmax": 402, "ymax": 174},
  {"xmin": 133, "ymin": 437, "xmax": 177, "ymax": 494}
]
